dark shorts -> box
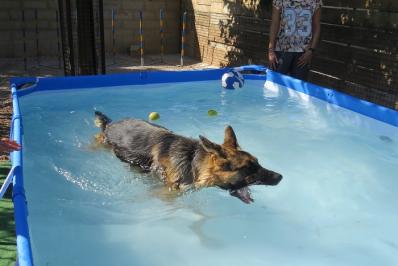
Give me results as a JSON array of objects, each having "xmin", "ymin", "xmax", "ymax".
[{"xmin": 275, "ymin": 51, "xmax": 310, "ymax": 81}]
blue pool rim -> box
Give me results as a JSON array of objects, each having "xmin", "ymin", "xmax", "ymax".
[{"xmin": 8, "ymin": 66, "xmax": 398, "ymax": 265}]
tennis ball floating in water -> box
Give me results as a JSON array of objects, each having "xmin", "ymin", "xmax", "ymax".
[
  {"xmin": 207, "ymin": 109, "xmax": 218, "ymax": 116},
  {"xmin": 149, "ymin": 112, "xmax": 160, "ymax": 121}
]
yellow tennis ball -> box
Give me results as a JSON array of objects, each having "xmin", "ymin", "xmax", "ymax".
[
  {"xmin": 207, "ymin": 109, "xmax": 218, "ymax": 116},
  {"xmin": 148, "ymin": 112, "xmax": 160, "ymax": 121}
]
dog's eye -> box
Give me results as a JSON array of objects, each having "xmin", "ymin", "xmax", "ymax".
[
  {"xmin": 248, "ymin": 161, "xmax": 257, "ymax": 171},
  {"xmin": 238, "ymin": 162, "xmax": 257, "ymax": 175}
]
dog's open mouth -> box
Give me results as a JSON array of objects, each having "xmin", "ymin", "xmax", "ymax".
[{"xmin": 229, "ymin": 186, "xmax": 253, "ymax": 204}]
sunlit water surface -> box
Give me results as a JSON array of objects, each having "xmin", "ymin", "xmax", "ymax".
[{"xmin": 20, "ymin": 79, "xmax": 398, "ymax": 266}]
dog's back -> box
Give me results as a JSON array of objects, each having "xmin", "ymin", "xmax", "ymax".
[
  {"xmin": 96, "ymin": 113, "xmax": 200, "ymax": 186},
  {"xmin": 104, "ymin": 119, "xmax": 166, "ymax": 166},
  {"xmin": 105, "ymin": 119, "xmax": 170, "ymax": 155}
]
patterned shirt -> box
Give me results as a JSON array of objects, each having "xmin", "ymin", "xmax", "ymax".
[{"xmin": 273, "ymin": 0, "xmax": 322, "ymax": 52}]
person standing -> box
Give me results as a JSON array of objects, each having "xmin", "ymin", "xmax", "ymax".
[{"xmin": 268, "ymin": 0, "xmax": 322, "ymax": 81}]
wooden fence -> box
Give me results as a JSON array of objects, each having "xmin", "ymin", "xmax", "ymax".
[{"xmin": 182, "ymin": 0, "xmax": 398, "ymax": 110}]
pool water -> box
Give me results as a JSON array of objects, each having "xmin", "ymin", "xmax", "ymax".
[{"xmin": 20, "ymin": 79, "xmax": 398, "ymax": 266}]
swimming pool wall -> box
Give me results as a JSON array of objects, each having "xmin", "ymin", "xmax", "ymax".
[
  {"xmin": 10, "ymin": 84, "xmax": 34, "ymax": 266},
  {"xmin": 9, "ymin": 67, "xmax": 398, "ymax": 266}
]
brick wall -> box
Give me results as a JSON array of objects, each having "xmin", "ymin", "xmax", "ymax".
[
  {"xmin": 182, "ymin": 0, "xmax": 265, "ymax": 67},
  {"xmin": 0, "ymin": 0, "xmax": 181, "ymax": 58},
  {"xmin": 0, "ymin": 0, "xmax": 59, "ymax": 57}
]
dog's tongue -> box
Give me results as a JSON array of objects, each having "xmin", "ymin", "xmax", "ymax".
[{"xmin": 230, "ymin": 186, "xmax": 253, "ymax": 204}]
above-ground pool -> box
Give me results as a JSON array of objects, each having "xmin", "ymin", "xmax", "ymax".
[{"xmin": 10, "ymin": 69, "xmax": 398, "ymax": 266}]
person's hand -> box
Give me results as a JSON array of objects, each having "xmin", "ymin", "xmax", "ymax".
[
  {"xmin": 0, "ymin": 138, "xmax": 21, "ymax": 153},
  {"xmin": 268, "ymin": 50, "xmax": 278, "ymax": 70},
  {"xmin": 297, "ymin": 50, "xmax": 313, "ymax": 67}
]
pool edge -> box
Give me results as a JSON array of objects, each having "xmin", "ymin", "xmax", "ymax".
[
  {"xmin": 10, "ymin": 84, "xmax": 34, "ymax": 266},
  {"xmin": 265, "ymin": 69, "xmax": 398, "ymax": 128},
  {"xmin": 11, "ymin": 68, "xmax": 398, "ymax": 129},
  {"xmin": 8, "ymin": 66, "xmax": 398, "ymax": 265}
]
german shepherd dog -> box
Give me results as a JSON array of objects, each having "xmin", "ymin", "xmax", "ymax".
[{"xmin": 94, "ymin": 111, "xmax": 282, "ymax": 203}]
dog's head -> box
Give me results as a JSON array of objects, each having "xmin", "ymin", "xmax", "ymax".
[{"xmin": 197, "ymin": 126, "xmax": 282, "ymax": 203}]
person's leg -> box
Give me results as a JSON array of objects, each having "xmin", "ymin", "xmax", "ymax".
[
  {"xmin": 290, "ymin": 52, "xmax": 310, "ymax": 81},
  {"xmin": 275, "ymin": 52, "xmax": 295, "ymax": 75}
]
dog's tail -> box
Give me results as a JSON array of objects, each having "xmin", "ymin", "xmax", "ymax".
[{"xmin": 94, "ymin": 111, "xmax": 112, "ymax": 131}]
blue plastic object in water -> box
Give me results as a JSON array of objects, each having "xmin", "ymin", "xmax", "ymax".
[{"xmin": 221, "ymin": 65, "xmax": 267, "ymax": 89}]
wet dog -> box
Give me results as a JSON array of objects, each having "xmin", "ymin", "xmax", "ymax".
[{"xmin": 94, "ymin": 111, "xmax": 282, "ymax": 203}]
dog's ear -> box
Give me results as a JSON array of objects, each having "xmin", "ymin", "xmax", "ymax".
[
  {"xmin": 223, "ymin": 126, "xmax": 238, "ymax": 149},
  {"xmin": 199, "ymin": 135, "xmax": 223, "ymax": 155}
]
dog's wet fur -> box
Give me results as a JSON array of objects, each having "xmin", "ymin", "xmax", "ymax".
[{"xmin": 94, "ymin": 111, "xmax": 282, "ymax": 203}]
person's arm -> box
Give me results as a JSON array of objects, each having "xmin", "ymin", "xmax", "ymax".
[
  {"xmin": 310, "ymin": 7, "xmax": 321, "ymax": 50},
  {"xmin": 297, "ymin": 7, "xmax": 321, "ymax": 67},
  {"xmin": 268, "ymin": 6, "xmax": 281, "ymax": 70},
  {"xmin": 0, "ymin": 138, "xmax": 21, "ymax": 153}
]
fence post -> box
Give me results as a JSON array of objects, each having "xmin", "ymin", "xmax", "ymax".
[
  {"xmin": 181, "ymin": 11, "xmax": 187, "ymax": 67},
  {"xmin": 112, "ymin": 7, "xmax": 116, "ymax": 64},
  {"xmin": 98, "ymin": 0, "xmax": 106, "ymax": 74},
  {"xmin": 22, "ymin": 10, "xmax": 27, "ymax": 71},
  {"xmin": 56, "ymin": 10, "xmax": 62, "ymax": 69},
  {"xmin": 35, "ymin": 8, "xmax": 40, "ymax": 66},
  {"xmin": 139, "ymin": 11, "xmax": 144, "ymax": 67},
  {"xmin": 160, "ymin": 9, "xmax": 164, "ymax": 63}
]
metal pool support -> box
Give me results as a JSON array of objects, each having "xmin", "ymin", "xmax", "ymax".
[
  {"xmin": 11, "ymin": 83, "xmax": 34, "ymax": 266},
  {"xmin": 160, "ymin": 9, "xmax": 164, "ymax": 63},
  {"xmin": 180, "ymin": 11, "xmax": 187, "ymax": 67},
  {"xmin": 139, "ymin": 11, "xmax": 144, "ymax": 67}
]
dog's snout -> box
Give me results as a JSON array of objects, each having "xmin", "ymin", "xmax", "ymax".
[
  {"xmin": 270, "ymin": 173, "xmax": 282, "ymax": 185},
  {"xmin": 256, "ymin": 168, "xmax": 283, "ymax": 186}
]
